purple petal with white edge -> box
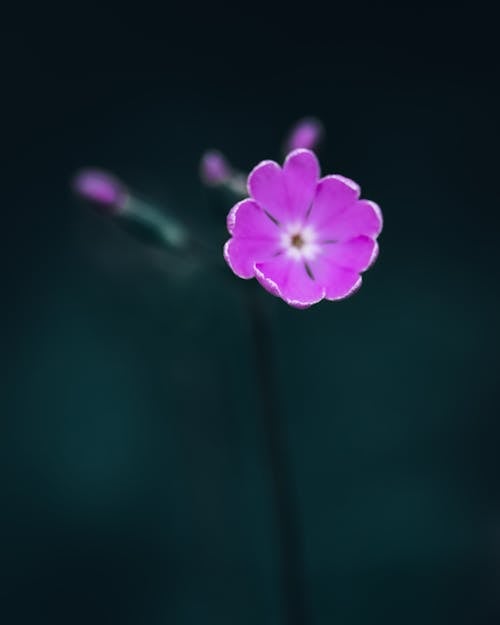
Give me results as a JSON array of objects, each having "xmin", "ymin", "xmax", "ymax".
[
  {"xmin": 224, "ymin": 199, "xmax": 281, "ymax": 278},
  {"xmin": 247, "ymin": 160, "xmax": 289, "ymax": 223},
  {"xmin": 254, "ymin": 257, "xmax": 325, "ymax": 309},
  {"xmin": 309, "ymin": 175, "xmax": 360, "ymax": 229},
  {"xmin": 316, "ymin": 262, "xmax": 363, "ymax": 300},
  {"xmin": 227, "ymin": 198, "xmax": 280, "ymax": 239},
  {"xmin": 319, "ymin": 199, "xmax": 383, "ymax": 241},
  {"xmin": 283, "ymin": 149, "xmax": 320, "ymax": 219},
  {"xmin": 224, "ymin": 237, "xmax": 279, "ymax": 279},
  {"xmin": 320, "ymin": 236, "xmax": 378, "ymax": 272}
]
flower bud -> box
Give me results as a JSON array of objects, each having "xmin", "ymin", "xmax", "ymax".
[
  {"xmin": 72, "ymin": 168, "xmax": 128, "ymax": 214},
  {"xmin": 200, "ymin": 150, "xmax": 232, "ymax": 186},
  {"xmin": 284, "ymin": 118, "xmax": 324, "ymax": 153}
]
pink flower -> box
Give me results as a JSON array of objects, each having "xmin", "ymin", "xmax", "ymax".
[{"xmin": 223, "ymin": 149, "xmax": 382, "ymax": 309}]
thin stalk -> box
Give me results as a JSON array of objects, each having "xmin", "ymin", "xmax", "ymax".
[
  {"xmin": 247, "ymin": 288, "xmax": 308, "ymax": 625},
  {"xmin": 118, "ymin": 196, "xmax": 223, "ymax": 267}
]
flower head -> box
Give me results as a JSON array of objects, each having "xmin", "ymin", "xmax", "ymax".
[
  {"xmin": 223, "ymin": 149, "xmax": 382, "ymax": 309},
  {"xmin": 72, "ymin": 168, "xmax": 128, "ymax": 214},
  {"xmin": 284, "ymin": 117, "xmax": 324, "ymax": 153}
]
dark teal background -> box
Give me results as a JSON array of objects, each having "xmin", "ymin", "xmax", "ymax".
[{"xmin": 2, "ymin": 4, "xmax": 499, "ymax": 624}]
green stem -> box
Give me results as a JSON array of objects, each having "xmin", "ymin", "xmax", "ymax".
[{"xmin": 119, "ymin": 197, "xmax": 222, "ymax": 267}]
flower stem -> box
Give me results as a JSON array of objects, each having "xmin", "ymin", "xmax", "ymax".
[
  {"xmin": 116, "ymin": 197, "xmax": 223, "ymax": 268},
  {"xmin": 247, "ymin": 288, "xmax": 308, "ymax": 625}
]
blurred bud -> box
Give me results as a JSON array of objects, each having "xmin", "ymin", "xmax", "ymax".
[
  {"xmin": 72, "ymin": 168, "xmax": 128, "ymax": 214},
  {"xmin": 200, "ymin": 150, "xmax": 232, "ymax": 186},
  {"xmin": 284, "ymin": 117, "xmax": 324, "ymax": 152}
]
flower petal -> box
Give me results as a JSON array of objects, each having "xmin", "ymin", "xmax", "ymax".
[
  {"xmin": 309, "ymin": 175, "xmax": 360, "ymax": 231},
  {"xmin": 224, "ymin": 238, "xmax": 278, "ymax": 279},
  {"xmin": 315, "ymin": 262, "xmax": 363, "ymax": 300},
  {"xmin": 254, "ymin": 257, "xmax": 325, "ymax": 309},
  {"xmin": 227, "ymin": 198, "xmax": 279, "ymax": 239},
  {"xmin": 247, "ymin": 160, "xmax": 289, "ymax": 223},
  {"xmin": 283, "ymin": 149, "xmax": 320, "ymax": 219},
  {"xmin": 320, "ymin": 199, "xmax": 383, "ymax": 241},
  {"xmin": 318, "ymin": 236, "xmax": 378, "ymax": 272},
  {"xmin": 325, "ymin": 271, "xmax": 362, "ymax": 300}
]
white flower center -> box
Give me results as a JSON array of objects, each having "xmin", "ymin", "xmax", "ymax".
[{"xmin": 281, "ymin": 223, "xmax": 320, "ymax": 260}]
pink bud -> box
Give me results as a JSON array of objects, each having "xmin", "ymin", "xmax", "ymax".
[
  {"xmin": 72, "ymin": 169, "xmax": 128, "ymax": 214},
  {"xmin": 284, "ymin": 118, "xmax": 324, "ymax": 152},
  {"xmin": 200, "ymin": 150, "xmax": 232, "ymax": 186}
]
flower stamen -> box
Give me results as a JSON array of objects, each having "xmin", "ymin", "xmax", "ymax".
[{"xmin": 291, "ymin": 233, "xmax": 305, "ymax": 249}]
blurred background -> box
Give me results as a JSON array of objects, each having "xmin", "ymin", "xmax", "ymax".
[{"xmin": 1, "ymin": 3, "xmax": 499, "ymax": 623}]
